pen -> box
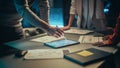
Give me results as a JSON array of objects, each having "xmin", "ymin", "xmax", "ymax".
[
  {"xmin": 62, "ymin": 34, "xmax": 67, "ymax": 40},
  {"xmin": 56, "ymin": 25, "xmax": 67, "ymax": 40}
]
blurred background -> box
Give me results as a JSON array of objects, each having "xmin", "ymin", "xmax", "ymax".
[{"xmin": 22, "ymin": 0, "xmax": 120, "ymax": 29}]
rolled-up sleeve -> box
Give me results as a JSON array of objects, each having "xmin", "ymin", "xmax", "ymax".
[{"xmin": 70, "ymin": 0, "xmax": 76, "ymax": 14}]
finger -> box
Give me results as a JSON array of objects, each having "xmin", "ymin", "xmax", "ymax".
[
  {"xmin": 54, "ymin": 30, "xmax": 63, "ymax": 37},
  {"xmin": 53, "ymin": 33, "xmax": 60, "ymax": 38},
  {"xmin": 57, "ymin": 28, "xmax": 64, "ymax": 33},
  {"xmin": 55, "ymin": 28, "xmax": 64, "ymax": 36},
  {"xmin": 58, "ymin": 30, "xmax": 64, "ymax": 36}
]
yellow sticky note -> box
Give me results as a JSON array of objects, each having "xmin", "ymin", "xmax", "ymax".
[{"xmin": 77, "ymin": 50, "xmax": 94, "ymax": 57}]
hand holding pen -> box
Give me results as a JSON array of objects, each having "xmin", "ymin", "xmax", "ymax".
[
  {"xmin": 56, "ymin": 25, "xmax": 67, "ymax": 40},
  {"xmin": 46, "ymin": 25, "xmax": 64, "ymax": 38}
]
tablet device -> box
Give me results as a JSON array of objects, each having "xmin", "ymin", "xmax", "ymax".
[{"xmin": 44, "ymin": 39, "xmax": 80, "ymax": 48}]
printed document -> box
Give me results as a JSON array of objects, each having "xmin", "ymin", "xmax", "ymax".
[{"xmin": 24, "ymin": 49, "xmax": 64, "ymax": 59}]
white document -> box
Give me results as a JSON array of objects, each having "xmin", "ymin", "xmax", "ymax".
[
  {"xmin": 98, "ymin": 37, "xmax": 103, "ymax": 42},
  {"xmin": 24, "ymin": 49, "xmax": 64, "ymax": 60},
  {"xmin": 78, "ymin": 35, "xmax": 103, "ymax": 43},
  {"xmin": 64, "ymin": 29, "xmax": 93, "ymax": 34},
  {"xmin": 82, "ymin": 35, "xmax": 93, "ymax": 43},
  {"xmin": 30, "ymin": 36, "xmax": 64, "ymax": 43}
]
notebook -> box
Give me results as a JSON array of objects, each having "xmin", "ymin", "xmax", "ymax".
[
  {"xmin": 64, "ymin": 48, "xmax": 112, "ymax": 66},
  {"xmin": 44, "ymin": 39, "xmax": 80, "ymax": 48}
]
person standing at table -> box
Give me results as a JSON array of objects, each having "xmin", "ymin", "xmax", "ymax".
[
  {"xmin": 61, "ymin": 0, "xmax": 107, "ymax": 32},
  {"xmin": 93, "ymin": 13, "xmax": 120, "ymax": 68},
  {"xmin": 0, "ymin": 0, "xmax": 64, "ymax": 44},
  {"xmin": 93, "ymin": 13, "xmax": 120, "ymax": 47}
]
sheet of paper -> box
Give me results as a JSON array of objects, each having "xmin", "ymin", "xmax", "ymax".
[
  {"xmin": 83, "ymin": 35, "xmax": 93, "ymax": 43},
  {"xmin": 30, "ymin": 36, "xmax": 64, "ymax": 43},
  {"xmin": 24, "ymin": 49, "xmax": 64, "ymax": 59},
  {"xmin": 91, "ymin": 37, "xmax": 99, "ymax": 43},
  {"xmin": 78, "ymin": 35, "xmax": 84, "ymax": 43},
  {"xmin": 78, "ymin": 35, "xmax": 103, "ymax": 43},
  {"xmin": 64, "ymin": 29, "xmax": 93, "ymax": 34},
  {"xmin": 98, "ymin": 37, "xmax": 103, "ymax": 42}
]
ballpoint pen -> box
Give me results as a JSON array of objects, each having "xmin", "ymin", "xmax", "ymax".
[{"xmin": 56, "ymin": 25, "xmax": 67, "ymax": 40}]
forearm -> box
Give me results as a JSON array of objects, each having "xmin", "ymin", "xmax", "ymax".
[
  {"xmin": 14, "ymin": 0, "xmax": 50, "ymax": 31},
  {"xmin": 107, "ymin": 14, "xmax": 120, "ymax": 45},
  {"xmin": 22, "ymin": 7, "xmax": 50, "ymax": 30},
  {"xmin": 67, "ymin": 14, "xmax": 75, "ymax": 27},
  {"xmin": 68, "ymin": 0, "xmax": 76, "ymax": 27},
  {"xmin": 112, "ymin": 14, "xmax": 120, "ymax": 34}
]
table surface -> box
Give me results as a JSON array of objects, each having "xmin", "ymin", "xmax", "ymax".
[{"xmin": 0, "ymin": 29, "xmax": 117, "ymax": 68}]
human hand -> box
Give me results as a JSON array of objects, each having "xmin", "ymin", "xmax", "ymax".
[
  {"xmin": 46, "ymin": 26, "xmax": 64, "ymax": 38},
  {"xmin": 60, "ymin": 25, "xmax": 70, "ymax": 31},
  {"xmin": 92, "ymin": 39, "xmax": 113, "ymax": 47},
  {"xmin": 102, "ymin": 35, "xmax": 109, "ymax": 41}
]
